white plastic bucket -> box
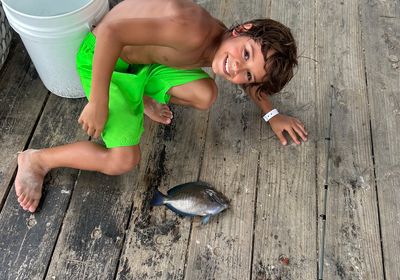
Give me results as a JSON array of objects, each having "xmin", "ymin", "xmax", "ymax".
[{"xmin": 1, "ymin": 0, "xmax": 109, "ymax": 98}]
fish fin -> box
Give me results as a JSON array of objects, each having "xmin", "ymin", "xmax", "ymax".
[
  {"xmin": 165, "ymin": 204, "xmax": 196, "ymax": 217},
  {"xmin": 167, "ymin": 181, "xmax": 209, "ymax": 196},
  {"xmin": 201, "ymin": 215, "xmax": 211, "ymax": 225},
  {"xmin": 150, "ymin": 190, "xmax": 167, "ymax": 206}
]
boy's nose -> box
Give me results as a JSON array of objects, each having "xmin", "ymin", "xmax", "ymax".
[{"xmin": 232, "ymin": 60, "xmax": 244, "ymax": 76}]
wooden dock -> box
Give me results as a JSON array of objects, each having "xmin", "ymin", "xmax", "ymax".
[{"xmin": 0, "ymin": 0, "xmax": 399, "ymax": 279}]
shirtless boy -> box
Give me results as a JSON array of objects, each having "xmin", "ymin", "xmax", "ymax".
[{"xmin": 15, "ymin": 0, "xmax": 307, "ymax": 213}]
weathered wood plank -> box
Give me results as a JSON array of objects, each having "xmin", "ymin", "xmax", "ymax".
[
  {"xmin": 0, "ymin": 95, "xmax": 86, "ymax": 279},
  {"xmin": 252, "ymin": 0, "xmax": 317, "ymax": 279},
  {"xmin": 45, "ymin": 120, "xmax": 160, "ymax": 279},
  {"xmin": 46, "ymin": 102, "xmax": 208, "ymax": 279},
  {"xmin": 184, "ymin": 2, "xmax": 267, "ymax": 279},
  {"xmin": 0, "ymin": 37, "xmax": 48, "ymax": 209},
  {"xmin": 316, "ymin": 1, "xmax": 383, "ymax": 279},
  {"xmin": 45, "ymin": 168, "xmax": 137, "ymax": 279},
  {"xmin": 115, "ymin": 105, "xmax": 209, "ymax": 280},
  {"xmin": 360, "ymin": 0, "xmax": 400, "ymax": 278},
  {"xmin": 185, "ymin": 80, "xmax": 260, "ymax": 280}
]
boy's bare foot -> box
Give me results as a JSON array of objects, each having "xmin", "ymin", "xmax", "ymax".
[
  {"xmin": 144, "ymin": 96, "xmax": 173, "ymax": 124},
  {"xmin": 15, "ymin": 149, "xmax": 48, "ymax": 213}
]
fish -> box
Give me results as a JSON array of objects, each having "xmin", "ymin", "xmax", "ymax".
[{"xmin": 151, "ymin": 181, "xmax": 229, "ymax": 224}]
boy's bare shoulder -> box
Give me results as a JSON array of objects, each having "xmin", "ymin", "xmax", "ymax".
[
  {"xmin": 170, "ymin": 2, "xmax": 225, "ymax": 48},
  {"xmin": 105, "ymin": 0, "xmax": 222, "ymax": 48}
]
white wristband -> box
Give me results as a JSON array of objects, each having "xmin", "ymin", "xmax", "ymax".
[{"xmin": 263, "ymin": 109, "xmax": 279, "ymax": 122}]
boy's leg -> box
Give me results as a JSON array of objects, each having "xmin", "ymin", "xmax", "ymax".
[
  {"xmin": 143, "ymin": 78, "xmax": 217, "ymax": 124},
  {"xmin": 168, "ymin": 78, "xmax": 218, "ymax": 110},
  {"xmin": 15, "ymin": 141, "xmax": 140, "ymax": 212}
]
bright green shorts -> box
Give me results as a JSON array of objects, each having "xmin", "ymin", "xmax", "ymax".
[{"xmin": 76, "ymin": 32, "xmax": 210, "ymax": 148}]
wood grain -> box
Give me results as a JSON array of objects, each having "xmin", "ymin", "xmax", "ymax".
[
  {"xmin": 315, "ymin": 0, "xmax": 384, "ymax": 279},
  {"xmin": 115, "ymin": 105, "xmax": 209, "ymax": 280},
  {"xmin": 0, "ymin": 38, "xmax": 48, "ymax": 209},
  {"xmin": 360, "ymin": 0, "xmax": 400, "ymax": 278},
  {"xmin": 252, "ymin": 0, "xmax": 317, "ymax": 279},
  {"xmin": 184, "ymin": 2, "xmax": 267, "ymax": 280},
  {"xmin": 0, "ymin": 95, "xmax": 86, "ymax": 279}
]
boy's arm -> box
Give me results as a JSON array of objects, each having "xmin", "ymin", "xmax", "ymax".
[
  {"xmin": 78, "ymin": 24, "xmax": 122, "ymax": 138},
  {"xmin": 78, "ymin": 18, "xmax": 188, "ymax": 138},
  {"xmin": 246, "ymin": 86, "xmax": 308, "ymax": 145}
]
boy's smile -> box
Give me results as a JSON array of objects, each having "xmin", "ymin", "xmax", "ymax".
[{"xmin": 212, "ymin": 34, "xmax": 268, "ymax": 85}]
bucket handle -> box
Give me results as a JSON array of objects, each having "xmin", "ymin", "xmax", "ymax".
[
  {"xmin": 87, "ymin": 13, "xmax": 105, "ymax": 31},
  {"xmin": 87, "ymin": 20, "xmax": 97, "ymax": 31}
]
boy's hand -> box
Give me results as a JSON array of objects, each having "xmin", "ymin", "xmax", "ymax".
[
  {"xmin": 78, "ymin": 101, "xmax": 108, "ymax": 138},
  {"xmin": 269, "ymin": 114, "xmax": 307, "ymax": 145}
]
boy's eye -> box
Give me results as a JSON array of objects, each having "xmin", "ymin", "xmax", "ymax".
[{"xmin": 244, "ymin": 49, "xmax": 250, "ymax": 60}]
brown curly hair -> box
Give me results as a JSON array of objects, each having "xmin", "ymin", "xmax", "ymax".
[{"xmin": 228, "ymin": 19, "xmax": 298, "ymax": 97}]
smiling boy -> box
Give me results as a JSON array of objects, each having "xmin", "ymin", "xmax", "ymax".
[{"xmin": 15, "ymin": 0, "xmax": 307, "ymax": 212}]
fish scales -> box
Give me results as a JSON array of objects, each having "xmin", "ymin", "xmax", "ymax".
[{"xmin": 151, "ymin": 181, "xmax": 229, "ymax": 224}]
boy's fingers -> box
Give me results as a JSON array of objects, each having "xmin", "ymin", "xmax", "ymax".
[
  {"xmin": 82, "ymin": 123, "xmax": 88, "ymax": 132},
  {"xmin": 87, "ymin": 127, "xmax": 95, "ymax": 137},
  {"xmin": 287, "ymin": 128, "xmax": 300, "ymax": 145},
  {"xmin": 294, "ymin": 125, "xmax": 307, "ymax": 141},
  {"xmin": 296, "ymin": 120, "xmax": 308, "ymax": 135},
  {"xmin": 93, "ymin": 130, "xmax": 101, "ymax": 139},
  {"xmin": 276, "ymin": 131, "xmax": 287, "ymax": 146}
]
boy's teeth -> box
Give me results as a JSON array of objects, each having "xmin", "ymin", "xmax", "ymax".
[{"xmin": 225, "ymin": 57, "xmax": 229, "ymax": 75}]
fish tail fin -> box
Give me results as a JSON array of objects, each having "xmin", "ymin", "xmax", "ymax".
[{"xmin": 151, "ymin": 190, "xmax": 167, "ymax": 206}]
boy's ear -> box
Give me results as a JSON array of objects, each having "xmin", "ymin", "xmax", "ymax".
[{"xmin": 232, "ymin": 23, "xmax": 253, "ymax": 37}]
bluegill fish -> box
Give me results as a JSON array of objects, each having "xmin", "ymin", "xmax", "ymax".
[{"xmin": 151, "ymin": 181, "xmax": 229, "ymax": 224}]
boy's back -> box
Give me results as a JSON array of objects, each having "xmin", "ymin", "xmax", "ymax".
[{"xmin": 96, "ymin": 0, "xmax": 226, "ymax": 68}]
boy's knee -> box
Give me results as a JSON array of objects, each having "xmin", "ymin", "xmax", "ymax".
[{"xmin": 103, "ymin": 147, "xmax": 140, "ymax": 175}]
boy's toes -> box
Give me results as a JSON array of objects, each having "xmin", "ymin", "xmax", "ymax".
[
  {"xmin": 21, "ymin": 195, "xmax": 30, "ymax": 206},
  {"xmin": 28, "ymin": 200, "xmax": 39, "ymax": 213},
  {"xmin": 21, "ymin": 198, "xmax": 32, "ymax": 210},
  {"xmin": 17, "ymin": 193, "xmax": 26, "ymax": 203},
  {"xmin": 162, "ymin": 111, "xmax": 173, "ymax": 119},
  {"xmin": 24, "ymin": 198, "xmax": 34, "ymax": 209},
  {"xmin": 161, "ymin": 117, "xmax": 171, "ymax": 125}
]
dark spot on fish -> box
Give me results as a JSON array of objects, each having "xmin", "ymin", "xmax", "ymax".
[
  {"xmin": 223, "ymin": 157, "xmax": 226, "ymax": 161},
  {"xmin": 274, "ymin": 234, "xmax": 278, "ymax": 240},
  {"xmin": 162, "ymin": 55, "xmax": 169, "ymax": 62}
]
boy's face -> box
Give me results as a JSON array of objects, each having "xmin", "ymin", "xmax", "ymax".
[{"xmin": 212, "ymin": 30, "xmax": 268, "ymax": 85}]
